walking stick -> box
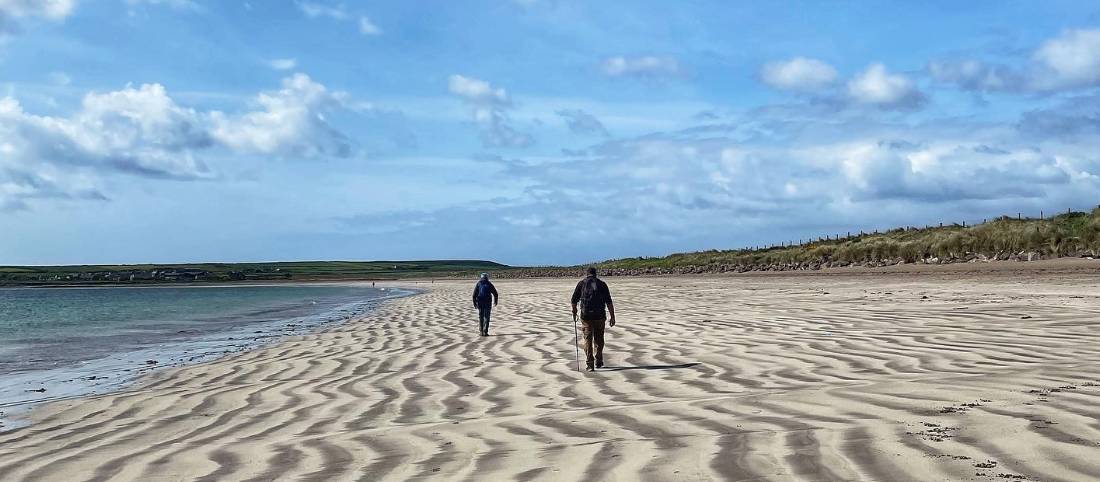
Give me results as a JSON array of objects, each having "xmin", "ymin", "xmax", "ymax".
[{"xmin": 573, "ymin": 313, "xmax": 581, "ymax": 372}]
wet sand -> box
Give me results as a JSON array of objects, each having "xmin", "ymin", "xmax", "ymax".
[{"xmin": 1, "ymin": 271, "xmax": 1099, "ymax": 481}]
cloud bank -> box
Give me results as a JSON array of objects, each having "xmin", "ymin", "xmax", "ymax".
[
  {"xmin": 1, "ymin": 73, "xmax": 357, "ymax": 210},
  {"xmin": 930, "ymin": 28, "xmax": 1100, "ymax": 93}
]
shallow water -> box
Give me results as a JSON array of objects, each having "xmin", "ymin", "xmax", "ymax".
[{"xmin": 0, "ymin": 283, "xmax": 415, "ymax": 426}]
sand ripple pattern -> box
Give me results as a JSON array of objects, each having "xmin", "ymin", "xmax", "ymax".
[{"xmin": 2, "ymin": 275, "xmax": 1100, "ymax": 481}]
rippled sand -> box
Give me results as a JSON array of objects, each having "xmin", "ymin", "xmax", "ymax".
[{"xmin": 2, "ymin": 273, "xmax": 1100, "ymax": 481}]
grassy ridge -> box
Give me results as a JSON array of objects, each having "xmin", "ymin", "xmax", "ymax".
[
  {"xmin": 0, "ymin": 260, "xmax": 507, "ymax": 285},
  {"xmin": 595, "ymin": 208, "xmax": 1100, "ymax": 273}
]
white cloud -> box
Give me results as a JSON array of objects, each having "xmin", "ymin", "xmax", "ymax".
[
  {"xmin": 0, "ymin": 83, "xmax": 212, "ymax": 210},
  {"xmin": 294, "ymin": 2, "xmax": 381, "ymax": 36},
  {"xmin": 931, "ymin": 28, "xmax": 1100, "ymax": 93},
  {"xmin": 1032, "ymin": 28, "xmax": 1100, "ymax": 90},
  {"xmin": 447, "ymin": 74, "xmax": 532, "ymax": 148},
  {"xmin": 358, "ymin": 15, "xmax": 381, "ymax": 35},
  {"xmin": 601, "ymin": 56, "xmax": 682, "ymax": 78},
  {"xmin": 268, "ymin": 58, "xmax": 297, "ymax": 71},
  {"xmin": 847, "ymin": 63, "xmax": 925, "ymax": 109},
  {"xmin": 0, "ymin": 74, "xmax": 359, "ymax": 210},
  {"xmin": 0, "ymin": 0, "xmax": 75, "ymax": 36},
  {"xmin": 448, "ymin": 74, "xmax": 509, "ymax": 105},
  {"xmin": 760, "ymin": 57, "xmax": 837, "ymax": 92},
  {"xmin": 210, "ymin": 73, "xmax": 352, "ymax": 157},
  {"xmin": 0, "ymin": 0, "xmax": 76, "ymax": 20},
  {"xmin": 295, "ymin": 1, "xmax": 347, "ymax": 20}
]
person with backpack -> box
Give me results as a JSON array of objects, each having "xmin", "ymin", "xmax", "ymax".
[
  {"xmin": 571, "ymin": 267, "xmax": 616, "ymax": 371},
  {"xmin": 472, "ymin": 273, "xmax": 499, "ymax": 336}
]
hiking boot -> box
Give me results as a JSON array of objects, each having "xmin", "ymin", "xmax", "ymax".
[
  {"xmin": 595, "ymin": 362, "xmax": 604, "ymax": 369},
  {"xmin": 586, "ymin": 365, "xmax": 595, "ymax": 372}
]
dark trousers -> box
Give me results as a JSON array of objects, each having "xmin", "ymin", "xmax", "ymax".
[
  {"xmin": 580, "ymin": 319, "xmax": 605, "ymax": 367},
  {"xmin": 477, "ymin": 302, "xmax": 492, "ymax": 334}
]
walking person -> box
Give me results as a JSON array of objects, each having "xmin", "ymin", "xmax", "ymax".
[
  {"xmin": 472, "ymin": 273, "xmax": 499, "ymax": 336},
  {"xmin": 571, "ymin": 267, "xmax": 616, "ymax": 371}
]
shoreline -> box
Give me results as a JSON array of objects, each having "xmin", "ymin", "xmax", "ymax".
[{"xmin": 0, "ymin": 284, "xmax": 421, "ymax": 432}]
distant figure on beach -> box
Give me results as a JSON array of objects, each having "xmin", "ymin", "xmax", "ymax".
[
  {"xmin": 571, "ymin": 267, "xmax": 616, "ymax": 371},
  {"xmin": 472, "ymin": 273, "xmax": 499, "ymax": 336}
]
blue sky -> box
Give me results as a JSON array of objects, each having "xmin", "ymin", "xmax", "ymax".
[{"xmin": 3, "ymin": 1, "xmax": 1100, "ymax": 265}]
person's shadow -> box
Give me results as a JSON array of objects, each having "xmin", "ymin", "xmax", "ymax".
[
  {"xmin": 487, "ymin": 331, "xmax": 551, "ymax": 337},
  {"xmin": 600, "ymin": 362, "xmax": 700, "ymax": 371}
]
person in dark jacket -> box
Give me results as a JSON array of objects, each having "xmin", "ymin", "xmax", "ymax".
[
  {"xmin": 472, "ymin": 273, "xmax": 499, "ymax": 336},
  {"xmin": 571, "ymin": 267, "xmax": 616, "ymax": 371}
]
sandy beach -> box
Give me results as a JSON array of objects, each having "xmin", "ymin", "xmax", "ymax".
[{"xmin": 2, "ymin": 270, "xmax": 1099, "ymax": 481}]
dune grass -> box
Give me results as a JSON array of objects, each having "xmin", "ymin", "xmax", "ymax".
[{"xmin": 597, "ymin": 208, "xmax": 1100, "ymax": 271}]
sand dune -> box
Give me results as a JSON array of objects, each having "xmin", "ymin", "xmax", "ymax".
[{"xmin": 2, "ymin": 274, "xmax": 1100, "ymax": 481}]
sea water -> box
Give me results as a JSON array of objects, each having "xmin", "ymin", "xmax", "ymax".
[{"xmin": 0, "ymin": 283, "xmax": 415, "ymax": 428}]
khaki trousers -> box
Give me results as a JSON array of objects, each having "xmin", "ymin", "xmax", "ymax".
[{"xmin": 580, "ymin": 319, "xmax": 605, "ymax": 367}]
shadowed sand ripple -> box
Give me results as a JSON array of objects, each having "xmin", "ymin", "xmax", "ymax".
[{"xmin": 2, "ymin": 274, "xmax": 1100, "ymax": 481}]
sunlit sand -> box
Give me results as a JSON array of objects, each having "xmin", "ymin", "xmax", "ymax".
[{"xmin": 2, "ymin": 270, "xmax": 1099, "ymax": 480}]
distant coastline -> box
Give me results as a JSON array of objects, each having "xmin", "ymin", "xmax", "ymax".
[{"xmin": 0, "ymin": 260, "xmax": 506, "ymax": 287}]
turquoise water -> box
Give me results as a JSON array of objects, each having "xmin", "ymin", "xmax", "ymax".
[{"xmin": 0, "ymin": 284, "xmax": 401, "ymax": 375}]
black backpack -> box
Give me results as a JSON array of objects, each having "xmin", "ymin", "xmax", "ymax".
[
  {"xmin": 580, "ymin": 277, "xmax": 605, "ymax": 319},
  {"xmin": 476, "ymin": 281, "xmax": 493, "ymax": 302}
]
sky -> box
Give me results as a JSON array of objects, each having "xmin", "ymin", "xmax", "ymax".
[{"xmin": 3, "ymin": 1, "xmax": 1100, "ymax": 266}]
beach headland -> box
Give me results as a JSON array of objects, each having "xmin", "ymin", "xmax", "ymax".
[{"xmin": 1, "ymin": 268, "xmax": 1099, "ymax": 481}]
